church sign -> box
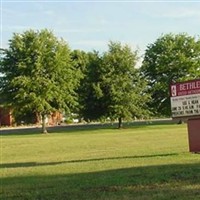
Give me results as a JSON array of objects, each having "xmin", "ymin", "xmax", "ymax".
[{"xmin": 170, "ymin": 79, "xmax": 200, "ymax": 118}]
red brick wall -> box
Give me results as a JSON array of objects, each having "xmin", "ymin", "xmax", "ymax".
[
  {"xmin": 0, "ymin": 108, "xmax": 13, "ymax": 126},
  {"xmin": 33, "ymin": 112, "xmax": 63, "ymax": 126},
  {"xmin": 0, "ymin": 108, "xmax": 62, "ymax": 126},
  {"xmin": 48, "ymin": 112, "xmax": 63, "ymax": 125},
  {"xmin": 187, "ymin": 118, "xmax": 200, "ymax": 153}
]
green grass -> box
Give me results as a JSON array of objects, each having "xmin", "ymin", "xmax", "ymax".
[{"xmin": 1, "ymin": 124, "xmax": 200, "ymax": 200}]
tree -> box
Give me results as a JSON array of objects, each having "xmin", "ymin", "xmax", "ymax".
[
  {"xmin": 71, "ymin": 49, "xmax": 89, "ymax": 74},
  {"xmin": 0, "ymin": 29, "xmax": 80, "ymax": 133},
  {"xmin": 70, "ymin": 49, "xmax": 89, "ymax": 120},
  {"xmin": 101, "ymin": 41, "xmax": 150, "ymax": 128},
  {"xmin": 141, "ymin": 33, "xmax": 200, "ymax": 116},
  {"xmin": 77, "ymin": 51, "xmax": 107, "ymax": 122}
]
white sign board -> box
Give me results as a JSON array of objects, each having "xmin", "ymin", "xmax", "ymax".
[{"xmin": 170, "ymin": 79, "xmax": 200, "ymax": 118}]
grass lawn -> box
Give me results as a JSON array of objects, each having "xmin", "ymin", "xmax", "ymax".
[{"xmin": 0, "ymin": 123, "xmax": 200, "ymax": 200}]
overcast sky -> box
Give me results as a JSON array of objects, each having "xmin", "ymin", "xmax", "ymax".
[{"xmin": 1, "ymin": 0, "xmax": 200, "ymax": 58}]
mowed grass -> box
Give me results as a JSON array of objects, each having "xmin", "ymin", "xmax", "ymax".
[{"xmin": 1, "ymin": 123, "xmax": 200, "ymax": 200}]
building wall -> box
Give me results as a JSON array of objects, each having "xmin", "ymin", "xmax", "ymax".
[
  {"xmin": 48, "ymin": 112, "xmax": 63, "ymax": 125},
  {"xmin": 35, "ymin": 112, "xmax": 63, "ymax": 125},
  {"xmin": 0, "ymin": 108, "xmax": 63, "ymax": 126},
  {"xmin": 0, "ymin": 108, "xmax": 13, "ymax": 126}
]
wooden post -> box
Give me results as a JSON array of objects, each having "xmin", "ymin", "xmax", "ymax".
[{"xmin": 187, "ymin": 118, "xmax": 200, "ymax": 153}]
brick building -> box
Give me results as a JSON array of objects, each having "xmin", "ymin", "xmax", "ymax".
[
  {"xmin": 0, "ymin": 107, "xmax": 13, "ymax": 126},
  {"xmin": 0, "ymin": 107, "xmax": 63, "ymax": 126}
]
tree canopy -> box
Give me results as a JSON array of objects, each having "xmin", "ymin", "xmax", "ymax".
[
  {"xmin": 102, "ymin": 42, "xmax": 150, "ymax": 127},
  {"xmin": 79, "ymin": 42, "xmax": 150, "ymax": 127},
  {"xmin": 141, "ymin": 33, "xmax": 200, "ymax": 116},
  {"xmin": 1, "ymin": 29, "xmax": 200, "ymax": 128},
  {"xmin": 77, "ymin": 51, "xmax": 107, "ymax": 121},
  {"xmin": 0, "ymin": 29, "xmax": 80, "ymax": 132}
]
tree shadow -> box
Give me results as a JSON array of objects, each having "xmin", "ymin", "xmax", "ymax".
[
  {"xmin": 0, "ymin": 119, "xmax": 178, "ymax": 136},
  {"xmin": 1, "ymin": 162, "xmax": 200, "ymax": 200},
  {"xmin": 0, "ymin": 153, "xmax": 178, "ymax": 169},
  {"xmin": 0, "ymin": 124, "xmax": 117, "ymax": 136},
  {"xmin": 0, "ymin": 126, "xmax": 42, "ymax": 135}
]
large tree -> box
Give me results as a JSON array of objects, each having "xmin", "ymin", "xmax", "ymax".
[
  {"xmin": 77, "ymin": 51, "xmax": 107, "ymax": 121},
  {"xmin": 101, "ymin": 42, "xmax": 150, "ymax": 128},
  {"xmin": 141, "ymin": 33, "xmax": 200, "ymax": 116},
  {"xmin": 70, "ymin": 49, "xmax": 89, "ymax": 120},
  {"xmin": 75, "ymin": 44, "xmax": 150, "ymax": 127},
  {"xmin": 0, "ymin": 29, "xmax": 80, "ymax": 133}
]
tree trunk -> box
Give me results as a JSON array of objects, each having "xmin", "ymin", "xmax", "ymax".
[
  {"xmin": 118, "ymin": 117, "xmax": 123, "ymax": 129},
  {"xmin": 41, "ymin": 113, "xmax": 48, "ymax": 134}
]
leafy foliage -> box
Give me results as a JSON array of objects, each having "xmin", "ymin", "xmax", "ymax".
[
  {"xmin": 79, "ymin": 42, "xmax": 150, "ymax": 127},
  {"xmin": 71, "ymin": 49, "xmax": 90, "ymax": 118},
  {"xmin": 102, "ymin": 42, "xmax": 150, "ymax": 127},
  {"xmin": 76, "ymin": 42, "xmax": 149, "ymax": 126},
  {"xmin": 2, "ymin": 29, "xmax": 199, "ymax": 126},
  {"xmin": 141, "ymin": 33, "xmax": 200, "ymax": 116},
  {"xmin": 0, "ymin": 29, "xmax": 80, "ymax": 131},
  {"xmin": 78, "ymin": 51, "xmax": 107, "ymax": 121}
]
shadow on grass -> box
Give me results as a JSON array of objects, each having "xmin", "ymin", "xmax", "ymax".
[
  {"xmin": 0, "ymin": 119, "xmax": 178, "ymax": 136},
  {"xmin": 1, "ymin": 162, "xmax": 200, "ymax": 200},
  {"xmin": 0, "ymin": 124, "xmax": 117, "ymax": 135},
  {"xmin": 0, "ymin": 153, "xmax": 178, "ymax": 169},
  {"xmin": 0, "ymin": 126, "xmax": 43, "ymax": 135}
]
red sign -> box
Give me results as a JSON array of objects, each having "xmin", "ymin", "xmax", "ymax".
[
  {"xmin": 170, "ymin": 79, "xmax": 200, "ymax": 97},
  {"xmin": 170, "ymin": 79, "xmax": 200, "ymax": 118}
]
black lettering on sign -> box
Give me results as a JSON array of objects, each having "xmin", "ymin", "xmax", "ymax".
[
  {"xmin": 194, "ymin": 110, "xmax": 200, "ymax": 114},
  {"xmin": 172, "ymin": 107, "xmax": 177, "ymax": 111},
  {"xmin": 182, "ymin": 101, "xmax": 187, "ymax": 105},
  {"xmin": 191, "ymin": 100, "xmax": 199, "ymax": 104}
]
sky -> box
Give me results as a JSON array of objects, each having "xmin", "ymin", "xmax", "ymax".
[{"xmin": 1, "ymin": 0, "xmax": 200, "ymax": 60}]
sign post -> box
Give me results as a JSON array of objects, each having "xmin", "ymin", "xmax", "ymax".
[{"xmin": 170, "ymin": 79, "xmax": 200, "ymax": 153}]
